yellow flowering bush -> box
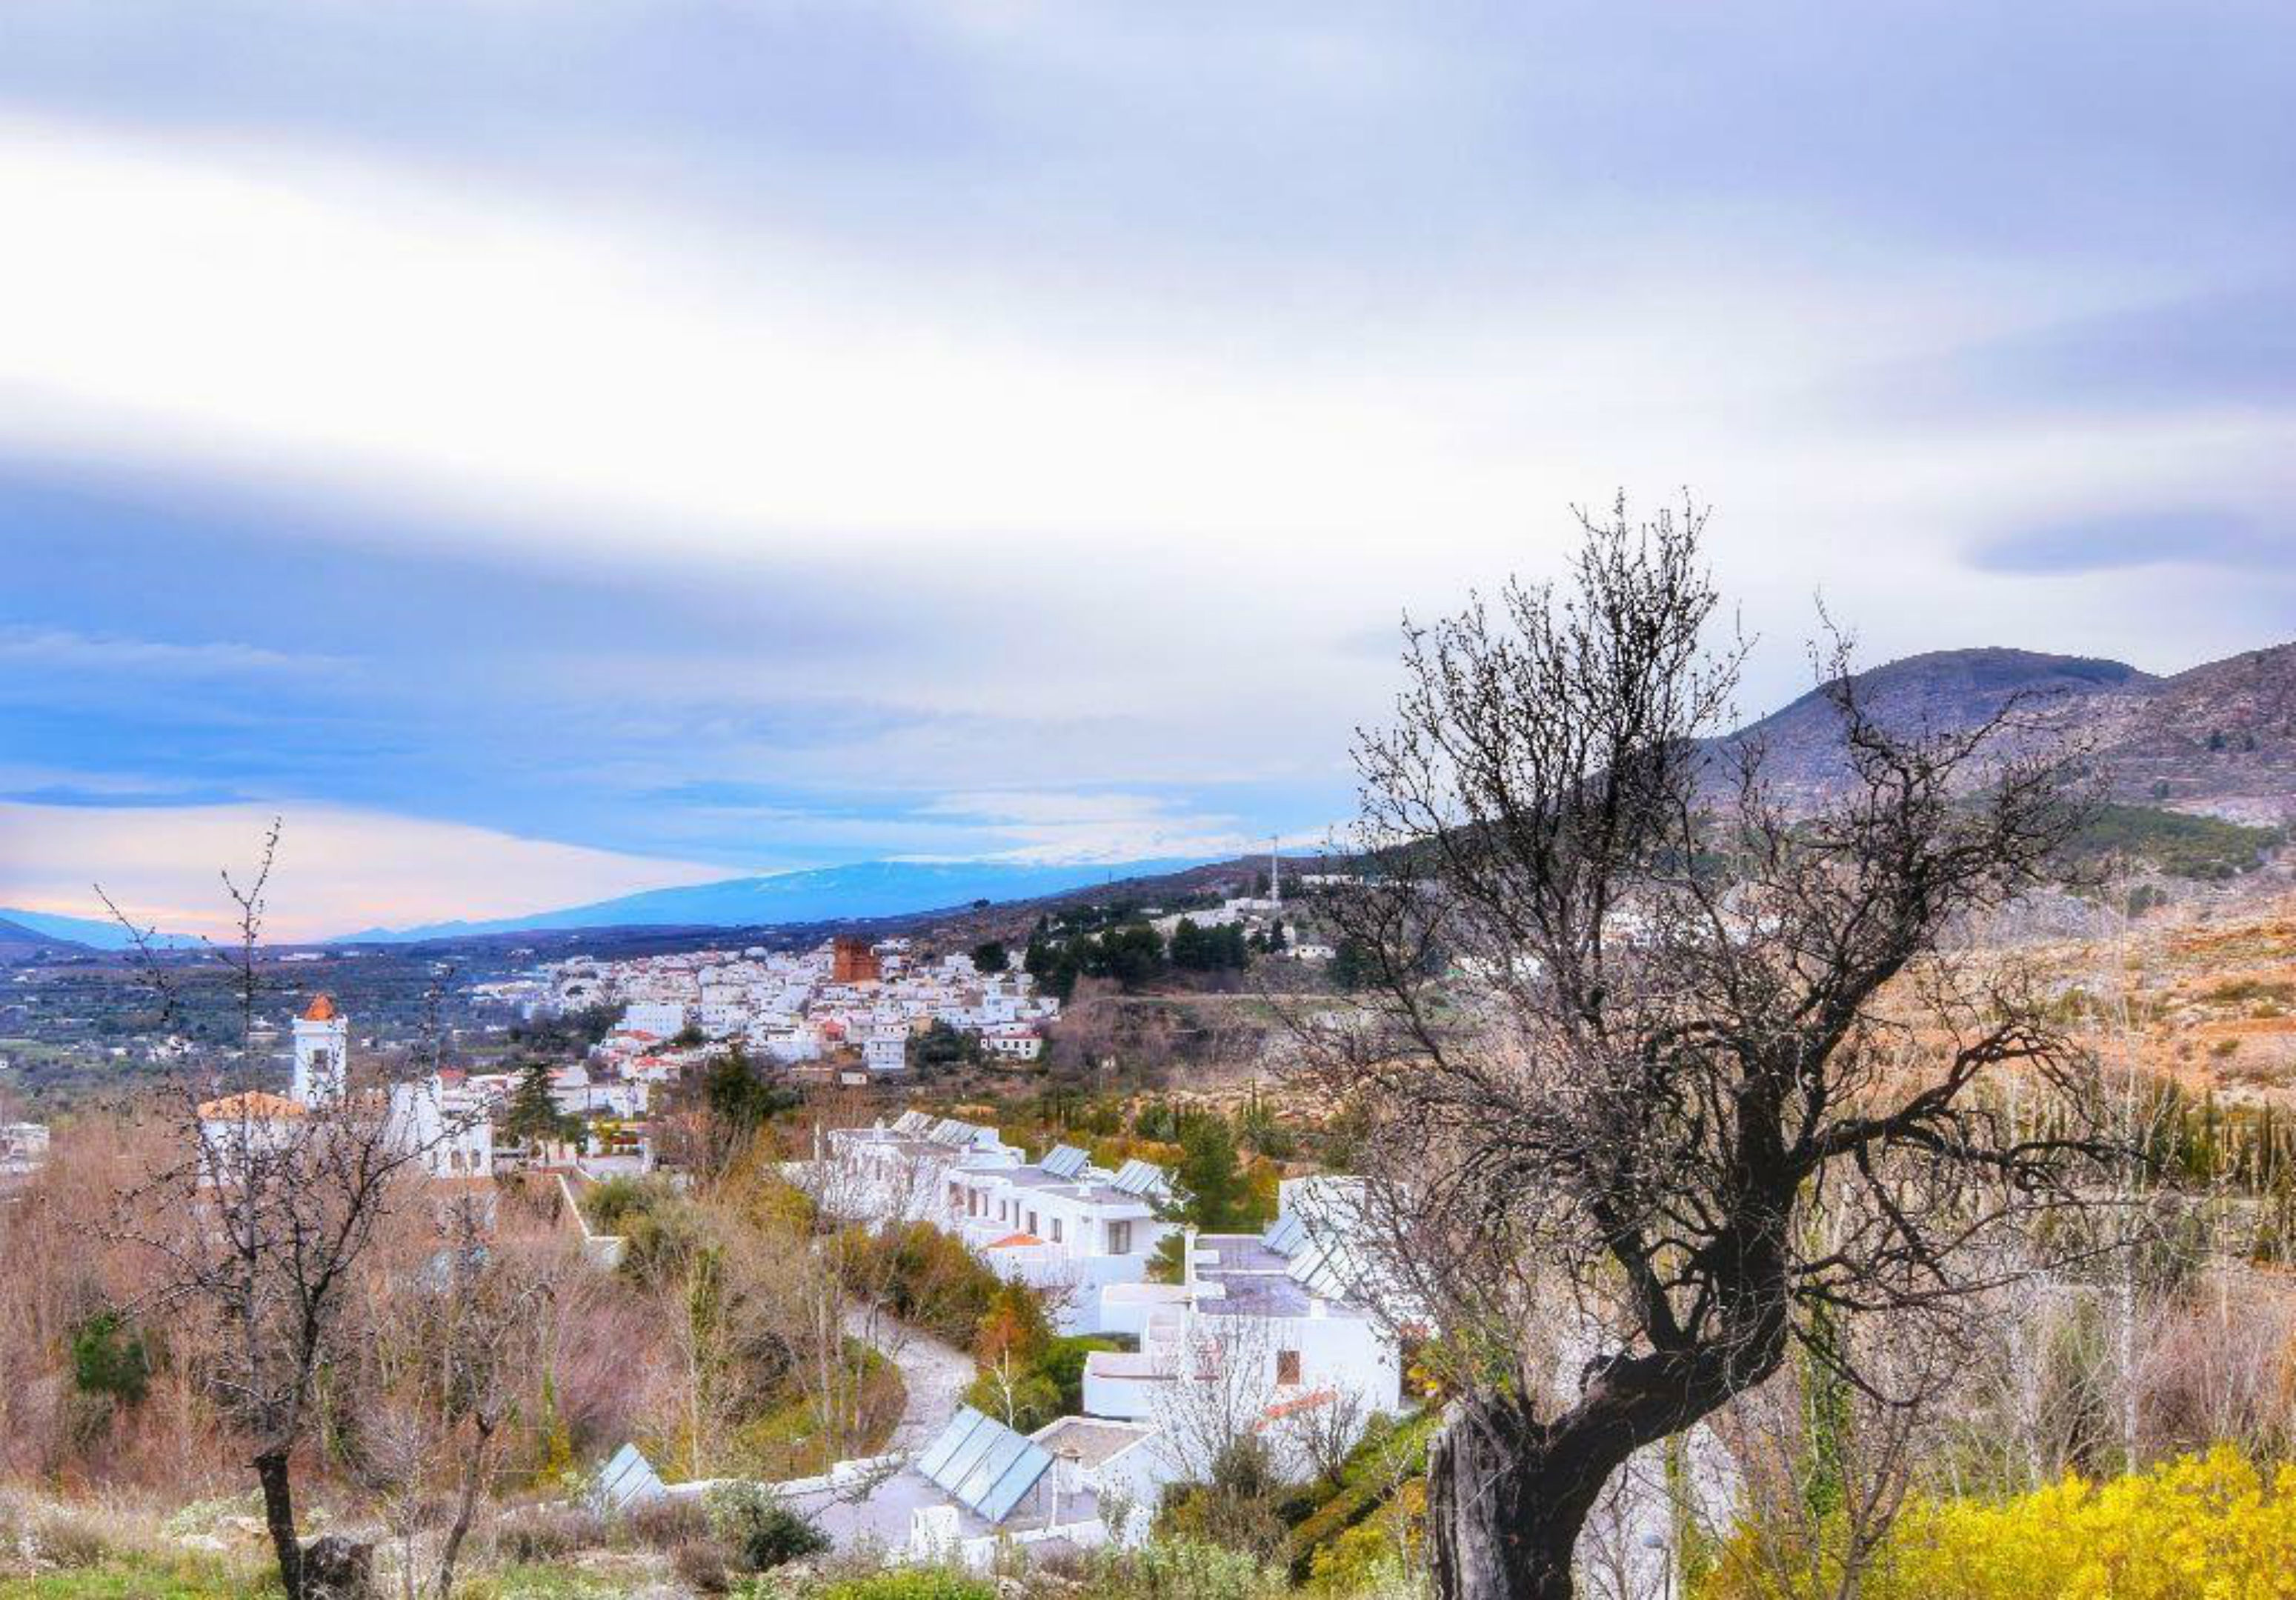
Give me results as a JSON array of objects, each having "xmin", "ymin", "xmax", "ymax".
[{"xmin": 1702, "ymin": 1447, "xmax": 2296, "ymax": 1599}]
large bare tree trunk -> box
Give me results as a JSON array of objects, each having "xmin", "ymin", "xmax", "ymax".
[
  {"xmin": 1429, "ymin": 1393, "xmax": 1623, "ymax": 1600},
  {"xmin": 255, "ymin": 1448, "xmax": 305, "ymax": 1600}
]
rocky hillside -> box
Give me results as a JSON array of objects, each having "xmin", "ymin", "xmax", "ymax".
[
  {"xmin": 2090, "ymin": 642, "xmax": 2296, "ymax": 822},
  {"xmin": 1715, "ymin": 640, "xmax": 2296, "ymax": 823}
]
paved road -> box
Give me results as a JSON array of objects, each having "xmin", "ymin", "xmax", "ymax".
[{"xmin": 844, "ymin": 1301, "xmax": 976, "ymax": 1456}]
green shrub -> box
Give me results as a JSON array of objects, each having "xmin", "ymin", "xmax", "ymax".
[
  {"xmin": 579, "ymin": 1173, "xmax": 662, "ymax": 1233},
  {"xmin": 2066, "ymin": 804, "xmax": 2281, "ymax": 881},
  {"xmin": 833, "ymin": 1222, "xmax": 1002, "ymax": 1346},
  {"xmin": 1282, "ymin": 1412, "xmax": 1436, "ymax": 1578},
  {"xmin": 705, "ymin": 1481, "xmax": 831, "ymax": 1573},
  {"xmin": 960, "ymin": 1333, "xmax": 1117, "ymax": 1431},
  {"xmin": 1112, "ymin": 1538, "xmax": 1289, "ymax": 1600},
  {"xmin": 68, "ymin": 1310, "xmax": 152, "ymax": 1405},
  {"xmin": 814, "ymin": 1570, "xmax": 997, "ymax": 1600},
  {"xmin": 1036, "ymin": 1336, "xmax": 1119, "ymax": 1414},
  {"xmin": 959, "ymin": 1367, "xmax": 1062, "ymax": 1434},
  {"xmin": 1159, "ymin": 1438, "xmax": 1293, "ymax": 1561}
]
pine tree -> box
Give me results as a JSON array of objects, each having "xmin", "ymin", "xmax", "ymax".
[
  {"xmin": 502, "ymin": 1061, "xmax": 563, "ymax": 1146},
  {"xmin": 1176, "ymin": 1116, "xmax": 1249, "ymax": 1230}
]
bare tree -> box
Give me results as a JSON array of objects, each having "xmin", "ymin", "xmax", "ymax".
[
  {"xmin": 344, "ymin": 1199, "xmax": 556, "ymax": 1600},
  {"xmin": 1308, "ymin": 499, "xmax": 2115, "ymax": 1599},
  {"xmin": 101, "ymin": 824, "xmax": 447, "ymax": 1600},
  {"xmin": 1152, "ymin": 1310, "xmax": 1280, "ymax": 1486},
  {"xmin": 1152, "ymin": 1312, "xmax": 1296, "ymax": 1560}
]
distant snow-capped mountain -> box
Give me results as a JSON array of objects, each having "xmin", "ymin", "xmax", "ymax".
[{"xmin": 336, "ymin": 856, "xmax": 1206, "ymax": 942}]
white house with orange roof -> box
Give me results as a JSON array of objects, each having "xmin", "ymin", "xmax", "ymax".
[
  {"xmin": 195, "ymin": 1089, "xmax": 308, "ymax": 1184},
  {"xmin": 951, "ymin": 1146, "xmax": 1177, "ymax": 1331}
]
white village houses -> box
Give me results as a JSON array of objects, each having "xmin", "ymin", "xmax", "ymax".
[{"xmin": 767, "ymin": 1110, "xmax": 1413, "ymax": 1567}]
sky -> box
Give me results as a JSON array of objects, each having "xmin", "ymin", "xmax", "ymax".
[{"xmin": 1, "ymin": 1, "xmax": 2293, "ymax": 940}]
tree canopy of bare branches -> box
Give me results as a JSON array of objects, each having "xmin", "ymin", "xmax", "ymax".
[
  {"xmin": 1308, "ymin": 497, "xmax": 2115, "ymax": 1600},
  {"xmin": 101, "ymin": 824, "xmax": 455, "ymax": 1600}
]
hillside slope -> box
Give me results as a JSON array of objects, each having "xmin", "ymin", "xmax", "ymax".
[
  {"xmin": 0, "ymin": 916, "xmax": 92, "ymax": 964},
  {"xmin": 2097, "ymin": 642, "xmax": 2296, "ymax": 821},
  {"xmin": 1714, "ymin": 639, "xmax": 2296, "ymax": 821}
]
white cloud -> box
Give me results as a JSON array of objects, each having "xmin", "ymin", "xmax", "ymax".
[
  {"xmin": 0, "ymin": 801, "xmax": 718, "ymax": 942},
  {"xmin": 0, "ymin": 624, "xmax": 339, "ymax": 678},
  {"xmin": 0, "ymin": 110, "xmax": 2089, "ymax": 602},
  {"xmin": 914, "ymin": 788, "xmax": 1288, "ymax": 863},
  {"xmin": 2, "ymin": 94, "xmax": 2290, "ymax": 905}
]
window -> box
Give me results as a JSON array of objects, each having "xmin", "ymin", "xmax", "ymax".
[
  {"xmin": 1108, "ymin": 1221, "xmax": 1133, "ymax": 1255},
  {"xmin": 1277, "ymin": 1350, "xmax": 1302, "ymax": 1387},
  {"xmin": 1051, "ymin": 1219, "xmax": 1063, "ymax": 1244},
  {"xmin": 1028, "ymin": 1210, "xmax": 1039, "ymax": 1236}
]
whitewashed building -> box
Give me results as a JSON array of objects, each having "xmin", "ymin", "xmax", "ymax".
[
  {"xmin": 387, "ymin": 1073, "xmax": 496, "ymax": 1179},
  {"xmin": 952, "ymin": 1146, "xmax": 1179, "ymax": 1332},
  {"xmin": 1083, "ymin": 1178, "xmax": 1406, "ymax": 1459},
  {"xmin": 805, "ymin": 1112, "xmax": 1026, "ymax": 1224}
]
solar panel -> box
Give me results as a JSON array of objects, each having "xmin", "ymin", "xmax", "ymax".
[
  {"xmin": 1112, "ymin": 1159, "xmax": 1167, "ymax": 1196},
  {"xmin": 972, "ymin": 1440, "xmax": 1054, "ymax": 1523},
  {"xmin": 891, "ymin": 1110, "xmax": 931, "ymax": 1136},
  {"xmin": 936, "ymin": 1411, "xmax": 1006, "ymax": 1488},
  {"xmin": 1288, "ymin": 1239, "xmax": 1364, "ymax": 1300},
  {"xmin": 951, "ymin": 1430, "xmax": 1029, "ymax": 1510},
  {"xmin": 1040, "ymin": 1144, "xmax": 1088, "ymax": 1179},
  {"xmin": 1262, "ymin": 1214, "xmax": 1306, "ymax": 1256},
  {"xmin": 915, "ymin": 1407, "xmax": 990, "ymax": 1480},
  {"xmin": 915, "ymin": 1405, "xmax": 1054, "ymax": 1524},
  {"xmin": 594, "ymin": 1444, "xmax": 665, "ymax": 1512}
]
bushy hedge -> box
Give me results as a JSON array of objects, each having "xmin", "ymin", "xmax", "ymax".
[
  {"xmin": 833, "ymin": 1222, "xmax": 1005, "ymax": 1347},
  {"xmin": 705, "ymin": 1481, "xmax": 830, "ymax": 1573}
]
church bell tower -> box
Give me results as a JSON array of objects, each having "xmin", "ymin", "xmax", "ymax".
[{"xmin": 291, "ymin": 993, "xmax": 348, "ymax": 1104}]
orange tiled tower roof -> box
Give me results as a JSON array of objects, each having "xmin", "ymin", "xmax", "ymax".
[{"xmin": 301, "ymin": 994, "xmax": 337, "ymax": 1021}]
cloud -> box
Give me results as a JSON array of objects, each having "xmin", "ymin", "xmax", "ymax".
[
  {"xmin": 2, "ymin": 6, "xmax": 2295, "ymax": 936},
  {"xmin": 0, "ymin": 801, "xmax": 719, "ymax": 943},
  {"xmin": 0, "ymin": 782, "xmax": 247, "ymax": 809},
  {"xmin": 0, "ymin": 623, "xmax": 337, "ymax": 677},
  {"xmin": 1968, "ymin": 509, "xmax": 2291, "ymax": 575},
  {"xmin": 914, "ymin": 788, "xmax": 1282, "ymax": 864},
  {"xmin": 0, "ymin": 114, "xmax": 1537, "ymax": 563},
  {"xmin": 1873, "ymin": 281, "xmax": 2296, "ymax": 421}
]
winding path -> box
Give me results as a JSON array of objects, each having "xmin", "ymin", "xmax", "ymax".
[{"xmin": 843, "ymin": 1301, "xmax": 976, "ymax": 1456}]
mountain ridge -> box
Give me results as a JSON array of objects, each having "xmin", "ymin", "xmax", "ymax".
[
  {"xmin": 1712, "ymin": 639, "xmax": 2296, "ymax": 821},
  {"xmin": 336, "ymin": 855, "xmax": 1212, "ymax": 943},
  {"xmin": 35, "ymin": 639, "xmax": 2292, "ymax": 952},
  {"xmin": 0, "ymin": 916, "xmax": 93, "ymax": 964},
  {"xmin": 0, "ymin": 907, "xmax": 197, "ymax": 953}
]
